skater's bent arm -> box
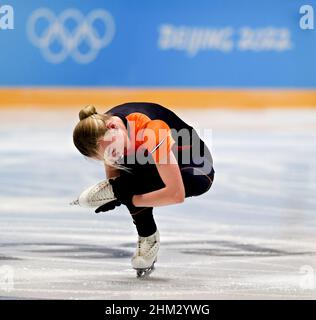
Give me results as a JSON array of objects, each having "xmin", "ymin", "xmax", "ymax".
[{"xmin": 132, "ymin": 152, "xmax": 185, "ymax": 207}]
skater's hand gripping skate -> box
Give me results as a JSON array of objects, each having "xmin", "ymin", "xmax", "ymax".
[
  {"xmin": 109, "ymin": 176, "xmax": 135, "ymax": 207},
  {"xmin": 95, "ymin": 199, "xmax": 121, "ymax": 213}
]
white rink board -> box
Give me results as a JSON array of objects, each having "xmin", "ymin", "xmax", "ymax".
[{"xmin": 0, "ymin": 108, "xmax": 315, "ymax": 299}]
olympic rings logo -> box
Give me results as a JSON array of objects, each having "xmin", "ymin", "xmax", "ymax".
[{"xmin": 27, "ymin": 8, "xmax": 115, "ymax": 64}]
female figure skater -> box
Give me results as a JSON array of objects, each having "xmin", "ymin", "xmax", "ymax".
[{"xmin": 72, "ymin": 102, "xmax": 214, "ymax": 277}]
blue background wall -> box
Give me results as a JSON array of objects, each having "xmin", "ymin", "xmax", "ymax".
[{"xmin": 0, "ymin": 0, "xmax": 315, "ymax": 87}]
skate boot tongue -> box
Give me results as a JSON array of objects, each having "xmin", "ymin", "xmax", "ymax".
[
  {"xmin": 147, "ymin": 230, "xmax": 159, "ymax": 242},
  {"xmin": 138, "ymin": 230, "xmax": 158, "ymax": 246}
]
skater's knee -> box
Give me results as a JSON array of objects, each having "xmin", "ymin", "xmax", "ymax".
[{"xmin": 181, "ymin": 167, "xmax": 214, "ymax": 197}]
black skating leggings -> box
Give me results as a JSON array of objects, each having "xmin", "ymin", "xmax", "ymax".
[{"xmin": 118, "ymin": 147, "xmax": 214, "ymax": 237}]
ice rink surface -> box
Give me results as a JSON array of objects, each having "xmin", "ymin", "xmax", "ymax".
[{"xmin": 0, "ymin": 108, "xmax": 315, "ymax": 299}]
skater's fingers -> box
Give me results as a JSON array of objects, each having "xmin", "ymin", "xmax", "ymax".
[
  {"xmin": 95, "ymin": 204, "xmax": 112, "ymax": 213},
  {"xmin": 95, "ymin": 200, "xmax": 121, "ymax": 213}
]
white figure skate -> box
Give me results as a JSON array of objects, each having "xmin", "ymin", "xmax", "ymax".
[
  {"xmin": 69, "ymin": 178, "xmax": 117, "ymax": 208},
  {"xmin": 132, "ymin": 229, "xmax": 160, "ymax": 278}
]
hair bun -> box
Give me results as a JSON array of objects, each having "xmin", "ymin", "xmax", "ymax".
[{"xmin": 79, "ymin": 105, "xmax": 97, "ymax": 120}]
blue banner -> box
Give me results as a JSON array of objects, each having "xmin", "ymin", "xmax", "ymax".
[{"xmin": 0, "ymin": 0, "xmax": 315, "ymax": 87}]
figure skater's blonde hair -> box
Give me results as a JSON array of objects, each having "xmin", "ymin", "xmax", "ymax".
[{"xmin": 73, "ymin": 105, "xmax": 126, "ymax": 170}]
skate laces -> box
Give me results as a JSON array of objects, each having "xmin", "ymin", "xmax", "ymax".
[
  {"xmin": 88, "ymin": 180, "xmax": 113, "ymax": 204},
  {"xmin": 137, "ymin": 234, "xmax": 158, "ymax": 256}
]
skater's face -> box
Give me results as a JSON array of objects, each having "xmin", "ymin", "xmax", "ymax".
[{"xmin": 95, "ymin": 117, "xmax": 129, "ymax": 163}]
